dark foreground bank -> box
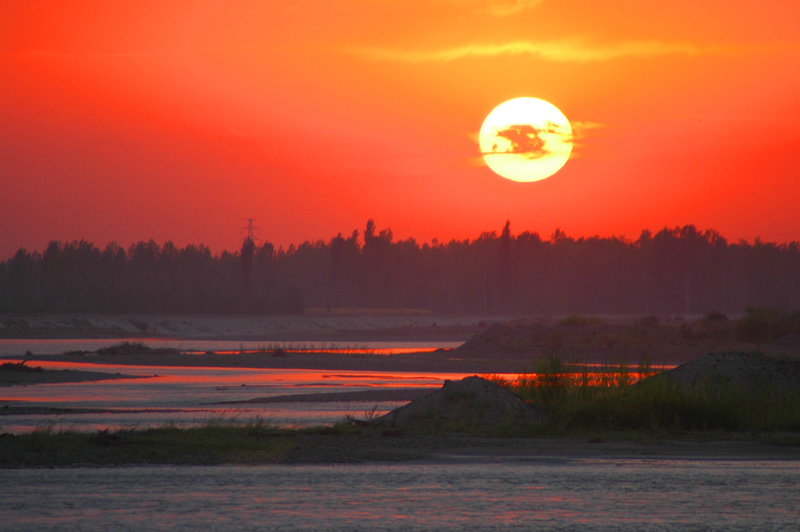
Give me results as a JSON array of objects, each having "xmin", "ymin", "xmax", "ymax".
[{"xmin": 3, "ymin": 423, "xmax": 800, "ymax": 468}]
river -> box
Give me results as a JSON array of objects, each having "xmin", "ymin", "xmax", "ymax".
[{"xmin": 3, "ymin": 459, "xmax": 798, "ymax": 531}]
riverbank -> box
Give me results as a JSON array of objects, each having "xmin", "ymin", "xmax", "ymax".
[
  {"xmin": 3, "ymin": 423, "xmax": 800, "ymax": 467},
  {"xmin": 0, "ymin": 313, "xmax": 486, "ymax": 341},
  {"xmin": 5, "ymin": 311, "xmax": 794, "ymax": 370}
]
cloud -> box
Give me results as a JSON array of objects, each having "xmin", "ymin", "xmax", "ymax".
[
  {"xmin": 484, "ymin": 0, "xmax": 544, "ymax": 16},
  {"xmin": 347, "ymin": 39, "xmax": 724, "ymax": 63},
  {"xmin": 430, "ymin": 0, "xmax": 544, "ymax": 17},
  {"xmin": 485, "ymin": 122, "xmax": 570, "ymax": 159},
  {"xmin": 492, "ymin": 124, "xmax": 549, "ymax": 159},
  {"xmin": 371, "ymin": 0, "xmax": 543, "ymax": 17},
  {"xmin": 570, "ymin": 120, "xmax": 605, "ymax": 139},
  {"xmin": 571, "ymin": 120, "xmax": 605, "ymax": 130}
]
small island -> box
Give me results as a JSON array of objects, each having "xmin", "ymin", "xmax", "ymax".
[{"xmin": 0, "ymin": 360, "xmax": 137, "ymax": 387}]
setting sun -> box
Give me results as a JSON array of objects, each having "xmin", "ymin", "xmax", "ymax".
[{"xmin": 479, "ymin": 97, "xmax": 573, "ymax": 183}]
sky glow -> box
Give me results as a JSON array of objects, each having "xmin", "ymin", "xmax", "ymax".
[{"xmin": 2, "ymin": 1, "xmax": 800, "ymax": 255}]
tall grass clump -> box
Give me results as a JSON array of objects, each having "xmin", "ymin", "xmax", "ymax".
[{"xmin": 503, "ymin": 353, "xmax": 800, "ymax": 434}]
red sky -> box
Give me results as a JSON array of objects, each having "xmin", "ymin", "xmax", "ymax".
[{"xmin": 2, "ymin": 1, "xmax": 800, "ymax": 257}]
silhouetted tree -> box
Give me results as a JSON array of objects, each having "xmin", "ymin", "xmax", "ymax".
[
  {"xmin": 499, "ymin": 220, "xmax": 512, "ymax": 311},
  {"xmin": 240, "ymin": 236, "xmax": 255, "ymax": 297},
  {"xmin": 1, "ymin": 222, "xmax": 798, "ymax": 315}
]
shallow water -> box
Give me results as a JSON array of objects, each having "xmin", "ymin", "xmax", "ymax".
[
  {"xmin": 0, "ymin": 338, "xmax": 461, "ymax": 357},
  {"xmin": 3, "ymin": 459, "xmax": 799, "ymax": 531},
  {"xmin": 0, "ymin": 338, "xmax": 469, "ymax": 433},
  {"xmin": 0, "ymin": 360, "xmax": 472, "ymax": 433}
]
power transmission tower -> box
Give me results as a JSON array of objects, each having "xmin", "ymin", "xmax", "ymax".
[{"xmin": 242, "ymin": 218, "xmax": 261, "ymax": 244}]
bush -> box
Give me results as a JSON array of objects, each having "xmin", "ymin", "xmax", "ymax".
[
  {"xmin": 735, "ymin": 307, "xmax": 800, "ymax": 343},
  {"xmin": 558, "ymin": 314, "xmax": 603, "ymax": 327},
  {"xmin": 634, "ymin": 315, "xmax": 660, "ymax": 329}
]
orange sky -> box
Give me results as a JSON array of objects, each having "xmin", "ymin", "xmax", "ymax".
[{"xmin": 2, "ymin": 1, "xmax": 800, "ymax": 256}]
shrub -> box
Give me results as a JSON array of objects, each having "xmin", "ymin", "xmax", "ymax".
[
  {"xmin": 558, "ymin": 314, "xmax": 603, "ymax": 327},
  {"xmin": 735, "ymin": 307, "xmax": 800, "ymax": 343}
]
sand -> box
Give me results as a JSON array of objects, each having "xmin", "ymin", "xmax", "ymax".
[{"xmin": 278, "ymin": 433, "xmax": 800, "ymax": 464}]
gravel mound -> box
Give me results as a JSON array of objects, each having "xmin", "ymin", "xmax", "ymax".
[
  {"xmin": 376, "ymin": 376, "xmax": 544, "ymax": 430},
  {"xmin": 645, "ymin": 351, "xmax": 800, "ymax": 395},
  {"xmin": 455, "ymin": 322, "xmax": 547, "ymax": 358}
]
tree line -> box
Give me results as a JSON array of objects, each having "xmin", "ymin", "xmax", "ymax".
[{"xmin": 1, "ymin": 221, "xmax": 798, "ymax": 315}]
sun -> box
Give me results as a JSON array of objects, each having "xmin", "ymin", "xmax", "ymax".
[{"xmin": 479, "ymin": 97, "xmax": 573, "ymax": 182}]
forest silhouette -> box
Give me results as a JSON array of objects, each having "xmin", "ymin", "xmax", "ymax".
[{"xmin": 1, "ymin": 221, "xmax": 798, "ymax": 315}]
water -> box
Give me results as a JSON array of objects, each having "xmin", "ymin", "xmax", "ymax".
[
  {"xmin": 0, "ymin": 338, "xmax": 461, "ymax": 357},
  {"xmin": 0, "ymin": 359, "xmax": 473, "ymax": 433},
  {"xmin": 0, "ymin": 336, "xmax": 468, "ymax": 433},
  {"xmin": 3, "ymin": 460, "xmax": 798, "ymax": 530}
]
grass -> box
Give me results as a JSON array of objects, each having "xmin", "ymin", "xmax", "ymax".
[
  {"xmin": 0, "ymin": 419, "xmax": 458, "ymax": 467},
  {"xmin": 491, "ymin": 353, "xmax": 800, "ymax": 435},
  {"xmin": 0, "ymin": 421, "xmax": 297, "ymax": 467},
  {"xmin": 212, "ymin": 342, "xmax": 376, "ymax": 355}
]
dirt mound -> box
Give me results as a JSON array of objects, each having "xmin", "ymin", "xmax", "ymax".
[
  {"xmin": 455, "ymin": 322, "xmax": 548, "ymax": 358},
  {"xmin": 645, "ymin": 351, "xmax": 800, "ymax": 395},
  {"xmin": 376, "ymin": 376, "xmax": 544, "ymax": 430}
]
